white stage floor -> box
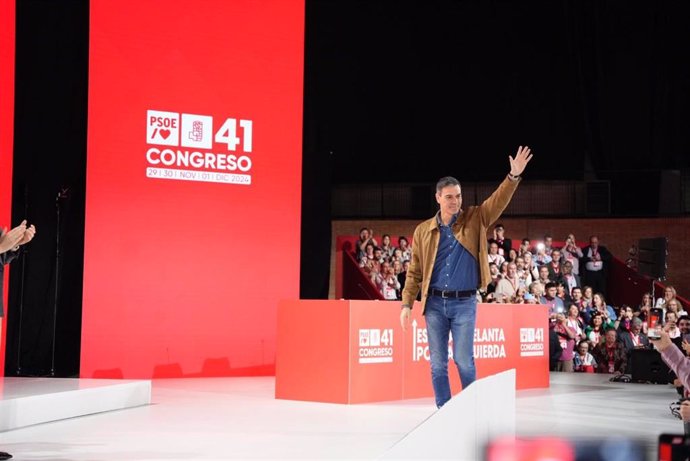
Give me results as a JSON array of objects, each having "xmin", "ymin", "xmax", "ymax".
[{"xmin": 0, "ymin": 373, "xmax": 682, "ymax": 460}]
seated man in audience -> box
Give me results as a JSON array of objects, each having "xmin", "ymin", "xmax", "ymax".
[
  {"xmin": 540, "ymin": 282, "xmax": 565, "ymax": 314},
  {"xmin": 495, "ymin": 262, "xmax": 520, "ymax": 303},
  {"xmin": 619, "ymin": 317, "xmax": 650, "ymax": 372},
  {"xmin": 514, "ymin": 255, "xmax": 533, "ymax": 286},
  {"xmin": 592, "ymin": 328, "xmax": 627, "ymax": 375},
  {"xmin": 519, "ymin": 238, "xmax": 532, "ymax": 256}
]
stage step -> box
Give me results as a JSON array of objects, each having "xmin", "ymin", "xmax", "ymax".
[{"xmin": 0, "ymin": 377, "xmax": 151, "ymax": 432}]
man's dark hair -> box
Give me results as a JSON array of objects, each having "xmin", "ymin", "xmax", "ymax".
[
  {"xmin": 545, "ymin": 282, "xmax": 557, "ymax": 290},
  {"xmin": 495, "ymin": 223, "xmax": 504, "ymax": 230},
  {"xmin": 522, "ymin": 238, "xmax": 530, "ymax": 244},
  {"xmin": 359, "ymin": 227, "xmax": 368, "ymax": 233},
  {"xmin": 398, "ymin": 236, "xmax": 408, "ymax": 244},
  {"xmin": 435, "ymin": 176, "xmax": 461, "ymax": 194},
  {"xmin": 679, "ymin": 315, "xmax": 690, "ymax": 323},
  {"xmin": 488, "ymin": 238, "xmax": 497, "ymax": 245}
]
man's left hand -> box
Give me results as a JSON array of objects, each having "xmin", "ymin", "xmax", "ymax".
[
  {"xmin": 17, "ymin": 224, "xmax": 36, "ymax": 246},
  {"xmin": 509, "ymin": 145, "xmax": 533, "ymax": 176}
]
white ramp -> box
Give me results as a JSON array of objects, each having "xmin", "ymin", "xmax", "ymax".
[
  {"xmin": 0, "ymin": 377, "xmax": 151, "ymax": 432},
  {"xmin": 379, "ymin": 369, "xmax": 516, "ymax": 461}
]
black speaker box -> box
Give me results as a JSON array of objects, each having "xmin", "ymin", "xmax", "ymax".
[
  {"xmin": 638, "ymin": 237, "xmax": 667, "ymax": 279},
  {"xmin": 630, "ymin": 348, "xmax": 670, "ymax": 384}
]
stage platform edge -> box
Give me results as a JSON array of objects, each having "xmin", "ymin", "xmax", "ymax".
[{"xmin": 0, "ymin": 377, "xmax": 151, "ymax": 432}]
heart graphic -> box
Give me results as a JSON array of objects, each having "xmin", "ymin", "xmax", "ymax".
[{"xmin": 159, "ymin": 129, "xmax": 171, "ymax": 140}]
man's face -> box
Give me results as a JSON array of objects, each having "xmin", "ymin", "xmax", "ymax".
[
  {"xmin": 489, "ymin": 243, "xmax": 498, "ymax": 254},
  {"xmin": 679, "ymin": 319, "xmax": 690, "ymax": 334},
  {"xmin": 496, "ymin": 227, "xmax": 504, "ymax": 237},
  {"xmin": 551, "ymin": 251, "xmax": 561, "ymax": 262},
  {"xmin": 436, "ymin": 185, "xmax": 462, "ymax": 217},
  {"xmin": 403, "ymin": 261, "xmax": 410, "ymax": 271},
  {"xmin": 562, "ymin": 262, "xmax": 572, "ymax": 274},
  {"xmin": 516, "ymin": 257, "xmax": 525, "ymax": 269},
  {"xmin": 360, "ymin": 229, "xmax": 369, "ymax": 240},
  {"xmin": 547, "ymin": 287, "xmax": 557, "ymax": 298},
  {"xmin": 545, "ymin": 237, "xmax": 553, "ymax": 247},
  {"xmin": 631, "ymin": 321, "xmax": 641, "ymax": 334},
  {"xmin": 507, "ymin": 263, "xmax": 517, "ymax": 277},
  {"xmin": 490, "ymin": 264, "xmax": 498, "ymax": 275},
  {"xmin": 540, "ymin": 266, "xmax": 549, "ymax": 279},
  {"xmin": 605, "ymin": 330, "xmax": 617, "ymax": 344},
  {"xmin": 572, "ymin": 288, "xmax": 582, "ymax": 300},
  {"xmin": 374, "ymin": 250, "xmax": 382, "ymax": 259},
  {"xmin": 590, "ymin": 237, "xmax": 599, "ymax": 248},
  {"xmin": 381, "ymin": 262, "xmax": 390, "ymax": 274}
]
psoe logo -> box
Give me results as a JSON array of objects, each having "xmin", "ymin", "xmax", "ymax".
[
  {"xmin": 358, "ymin": 328, "xmax": 393, "ymax": 364},
  {"xmin": 145, "ymin": 109, "xmax": 254, "ymax": 186},
  {"xmin": 519, "ymin": 327, "xmax": 545, "ymax": 357}
]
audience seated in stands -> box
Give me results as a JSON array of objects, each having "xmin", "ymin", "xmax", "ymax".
[
  {"xmin": 487, "ymin": 239, "xmax": 506, "ymax": 267},
  {"xmin": 559, "ymin": 261, "xmax": 580, "ymax": 298},
  {"xmin": 537, "ymin": 265, "xmax": 551, "ymax": 286}
]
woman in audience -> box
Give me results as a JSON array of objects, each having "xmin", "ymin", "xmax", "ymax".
[
  {"xmin": 562, "ymin": 233, "xmax": 583, "ymax": 276},
  {"xmin": 616, "ymin": 305, "xmax": 634, "ymax": 331},
  {"xmin": 507, "ymin": 248, "xmax": 518, "ymax": 263},
  {"xmin": 553, "ymin": 313, "xmax": 577, "ymax": 372},
  {"xmin": 397, "ymin": 236, "xmax": 411, "ymax": 262},
  {"xmin": 585, "ymin": 313, "xmax": 608, "ymax": 346},
  {"xmin": 566, "ymin": 305, "xmax": 585, "ymax": 341},
  {"xmin": 380, "ymin": 234, "xmax": 395, "ymax": 259},
  {"xmin": 573, "ymin": 339, "xmax": 598, "ymax": 372},
  {"xmin": 666, "ymin": 298, "xmax": 688, "ymax": 317},
  {"xmin": 656, "ymin": 285, "xmax": 677, "ymax": 309},
  {"xmin": 592, "ymin": 293, "xmax": 617, "ymax": 323},
  {"xmin": 523, "ymin": 252, "xmax": 539, "ymax": 282},
  {"xmin": 582, "ymin": 286, "xmax": 594, "ymax": 309}
]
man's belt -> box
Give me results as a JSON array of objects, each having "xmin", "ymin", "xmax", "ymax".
[{"xmin": 428, "ymin": 288, "xmax": 476, "ymax": 299}]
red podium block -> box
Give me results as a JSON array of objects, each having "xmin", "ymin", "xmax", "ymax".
[{"xmin": 276, "ymin": 300, "xmax": 548, "ymax": 404}]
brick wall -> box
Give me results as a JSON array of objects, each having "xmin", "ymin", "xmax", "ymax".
[{"xmin": 330, "ymin": 217, "xmax": 690, "ymax": 300}]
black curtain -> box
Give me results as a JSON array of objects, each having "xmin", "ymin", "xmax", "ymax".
[{"xmin": 6, "ymin": 0, "xmax": 88, "ymax": 377}]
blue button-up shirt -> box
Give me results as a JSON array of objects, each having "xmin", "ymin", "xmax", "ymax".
[{"xmin": 430, "ymin": 213, "xmax": 479, "ymax": 291}]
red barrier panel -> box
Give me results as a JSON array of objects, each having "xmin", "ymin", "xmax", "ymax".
[{"xmin": 276, "ymin": 300, "xmax": 549, "ymax": 404}]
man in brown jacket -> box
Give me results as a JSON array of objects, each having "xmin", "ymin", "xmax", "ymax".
[{"xmin": 400, "ymin": 146, "xmax": 532, "ymax": 407}]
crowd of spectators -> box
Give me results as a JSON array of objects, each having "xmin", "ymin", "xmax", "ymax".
[{"xmin": 353, "ymin": 223, "xmax": 686, "ymax": 378}]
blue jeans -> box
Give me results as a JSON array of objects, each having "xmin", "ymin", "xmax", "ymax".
[{"xmin": 424, "ymin": 294, "xmax": 477, "ymax": 408}]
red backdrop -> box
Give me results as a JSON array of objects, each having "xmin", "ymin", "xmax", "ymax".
[
  {"xmin": 82, "ymin": 0, "xmax": 305, "ymax": 378},
  {"xmin": 0, "ymin": 0, "xmax": 16, "ymax": 373}
]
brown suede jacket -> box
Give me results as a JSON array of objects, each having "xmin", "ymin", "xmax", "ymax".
[{"xmin": 402, "ymin": 175, "xmax": 520, "ymax": 314}]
